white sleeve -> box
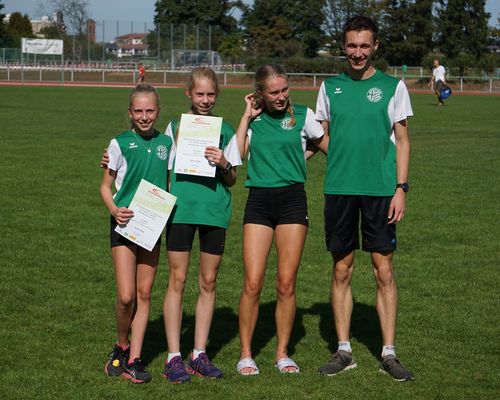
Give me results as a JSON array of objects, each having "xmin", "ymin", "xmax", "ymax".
[
  {"xmin": 107, "ymin": 138, "xmax": 122, "ymax": 171},
  {"xmin": 164, "ymin": 122, "xmax": 176, "ymax": 170},
  {"xmin": 315, "ymin": 82, "xmax": 330, "ymax": 122},
  {"xmin": 390, "ymin": 81, "xmax": 414, "ymax": 124},
  {"xmin": 304, "ymin": 107, "xmax": 325, "ymax": 140},
  {"xmin": 223, "ymin": 135, "xmax": 242, "ymax": 166}
]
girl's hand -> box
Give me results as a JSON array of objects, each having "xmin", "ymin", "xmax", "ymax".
[
  {"xmin": 100, "ymin": 149, "xmax": 109, "ymax": 168},
  {"xmin": 204, "ymin": 146, "xmax": 226, "ymax": 168},
  {"xmin": 244, "ymin": 93, "xmax": 264, "ymax": 120},
  {"xmin": 113, "ymin": 207, "xmax": 134, "ymax": 225}
]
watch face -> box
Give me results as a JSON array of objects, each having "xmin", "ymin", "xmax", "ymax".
[{"xmin": 401, "ymin": 183, "xmax": 409, "ymax": 192}]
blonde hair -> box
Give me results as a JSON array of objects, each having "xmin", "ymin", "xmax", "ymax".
[
  {"xmin": 254, "ymin": 64, "xmax": 296, "ymax": 127},
  {"xmin": 129, "ymin": 83, "xmax": 159, "ymax": 107},
  {"xmin": 128, "ymin": 84, "xmax": 160, "ymax": 129},
  {"xmin": 186, "ymin": 66, "xmax": 219, "ymax": 95}
]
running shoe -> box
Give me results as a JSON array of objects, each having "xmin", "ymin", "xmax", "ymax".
[
  {"xmin": 163, "ymin": 356, "xmax": 191, "ymax": 384},
  {"xmin": 104, "ymin": 344, "xmax": 129, "ymax": 377},
  {"xmin": 123, "ymin": 358, "xmax": 152, "ymax": 383},
  {"xmin": 318, "ymin": 350, "xmax": 357, "ymax": 376},
  {"xmin": 187, "ymin": 353, "xmax": 223, "ymax": 379},
  {"xmin": 379, "ymin": 355, "xmax": 414, "ymax": 382}
]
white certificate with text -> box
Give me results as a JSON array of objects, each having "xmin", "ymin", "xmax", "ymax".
[
  {"xmin": 174, "ymin": 113, "xmax": 222, "ymax": 177},
  {"xmin": 115, "ymin": 179, "xmax": 177, "ymax": 251}
]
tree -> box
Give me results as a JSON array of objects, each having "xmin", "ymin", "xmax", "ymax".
[
  {"xmin": 241, "ymin": 0, "xmax": 325, "ymax": 58},
  {"xmin": 6, "ymin": 12, "xmax": 34, "ymax": 47},
  {"xmin": 437, "ymin": 0, "xmax": 490, "ymax": 59},
  {"xmin": 49, "ymin": 0, "xmax": 89, "ymax": 36},
  {"xmin": 380, "ymin": 0, "xmax": 433, "ymax": 65},
  {"xmin": 0, "ymin": 2, "xmax": 13, "ymax": 47},
  {"xmin": 152, "ymin": 0, "xmax": 239, "ymax": 54},
  {"xmin": 323, "ymin": 0, "xmax": 384, "ymax": 53}
]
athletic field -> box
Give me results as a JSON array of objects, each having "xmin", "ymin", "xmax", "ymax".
[{"xmin": 1, "ymin": 86, "xmax": 499, "ymax": 399}]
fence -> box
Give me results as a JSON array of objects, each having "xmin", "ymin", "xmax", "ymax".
[{"xmin": 1, "ymin": 63, "xmax": 499, "ymax": 93}]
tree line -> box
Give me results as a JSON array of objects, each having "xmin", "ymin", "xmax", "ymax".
[{"xmin": 1, "ymin": 0, "xmax": 499, "ymax": 73}]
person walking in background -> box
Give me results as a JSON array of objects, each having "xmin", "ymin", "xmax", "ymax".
[
  {"xmin": 162, "ymin": 67, "xmax": 241, "ymax": 384},
  {"xmin": 430, "ymin": 58, "xmax": 446, "ymax": 106},
  {"xmin": 235, "ymin": 64, "xmax": 328, "ymax": 376},
  {"xmin": 315, "ymin": 15, "xmax": 414, "ymax": 382},
  {"xmin": 100, "ymin": 84, "xmax": 172, "ymax": 384},
  {"xmin": 138, "ymin": 63, "xmax": 146, "ymax": 83}
]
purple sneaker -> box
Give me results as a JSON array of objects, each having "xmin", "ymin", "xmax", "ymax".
[
  {"xmin": 187, "ymin": 353, "xmax": 223, "ymax": 379},
  {"xmin": 163, "ymin": 356, "xmax": 191, "ymax": 384}
]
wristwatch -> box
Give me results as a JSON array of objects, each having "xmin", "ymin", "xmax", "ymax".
[
  {"xmin": 396, "ymin": 182, "xmax": 410, "ymax": 192},
  {"xmin": 221, "ymin": 161, "xmax": 232, "ymax": 175}
]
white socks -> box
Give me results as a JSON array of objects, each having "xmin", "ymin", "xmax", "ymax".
[
  {"xmin": 167, "ymin": 352, "xmax": 181, "ymax": 363},
  {"xmin": 338, "ymin": 341, "xmax": 352, "ymax": 353},
  {"xmin": 193, "ymin": 348, "xmax": 206, "ymax": 359},
  {"xmin": 382, "ymin": 345, "xmax": 396, "ymax": 358}
]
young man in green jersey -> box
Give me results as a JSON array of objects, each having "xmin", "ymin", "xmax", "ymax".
[{"xmin": 315, "ymin": 15, "xmax": 414, "ymax": 382}]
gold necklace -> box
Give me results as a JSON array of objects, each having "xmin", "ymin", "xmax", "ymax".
[{"xmin": 132, "ymin": 129, "xmax": 153, "ymax": 153}]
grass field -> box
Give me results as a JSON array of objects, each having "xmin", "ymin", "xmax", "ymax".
[{"xmin": 0, "ymin": 85, "xmax": 499, "ymax": 399}]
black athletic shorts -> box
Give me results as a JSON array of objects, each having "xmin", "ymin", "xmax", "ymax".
[
  {"xmin": 324, "ymin": 195, "xmax": 396, "ymax": 253},
  {"xmin": 243, "ymin": 183, "xmax": 308, "ymax": 228},
  {"xmin": 110, "ymin": 216, "xmax": 161, "ymax": 248},
  {"xmin": 166, "ymin": 223, "xmax": 226, "ymax": 255}
]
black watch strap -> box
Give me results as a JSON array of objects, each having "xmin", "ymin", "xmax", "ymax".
[
  {"xmin": 396, "ymin": 182, "xmax": 409, "ymax": 192},
  {"xmin": 221, "ymin": 161, "xmax": 232, "ymax": 175}
]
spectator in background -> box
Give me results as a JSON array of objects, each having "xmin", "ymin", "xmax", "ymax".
[{"xmin": 430, "ymin": 59, "xmax": 446, "ymax": 106}]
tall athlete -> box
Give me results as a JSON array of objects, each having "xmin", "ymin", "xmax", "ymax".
[
  {"xmin": 315, "ymin": 16, "xmax": 414, "ymax": 381},
  {"xmin": 236, "ymin": 64, "xmax": 328, "ymax": 376},
  {"xmin": 101, "ymin": 84, "xmax": 172, "ymax": 384}
]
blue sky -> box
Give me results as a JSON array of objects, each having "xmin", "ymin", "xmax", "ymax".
[{"xmin": 3, "ymin": 0, "xmax": 500, "ymax": 40}]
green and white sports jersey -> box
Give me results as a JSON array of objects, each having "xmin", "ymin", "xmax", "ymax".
[
  {"xmin": 245, "ymin": 104, "xmax": 324, "ymax": 188},
  {"xmin": 107, "ymin": 129, "xmax": 172, "ymax": 208},
  {"xmin": 165, "ymin": 118, "xmax": 242, "ymax": 228},
  {"xmin": 316, "ymin": 70, "xmax": 413, "ymax": 196}
]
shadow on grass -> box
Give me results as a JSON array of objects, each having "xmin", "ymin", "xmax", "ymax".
[
  {"xmin": 309, "ymin": 300, "xmax": 381, "ymax": 360},
  {"xmin": 141, "ymin": 306, "xmax": 239, "ymax": 366}
]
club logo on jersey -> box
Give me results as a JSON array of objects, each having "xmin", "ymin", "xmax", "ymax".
[
  {"xmin": 280, "ymin": 117, "xmax": 294, "ymax": 130},
  {"xmin": 367, "ymin": 87, "xmax": 383, "ymax": 103},
  {"xmin": 156, "ymin": 145, "xmax": 168, "ymax": 160},
  {"xmin": 129, "ymin": 142, "xmax": 138, "ymax": 149}
]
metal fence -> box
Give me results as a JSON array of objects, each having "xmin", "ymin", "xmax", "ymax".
[{"xmin": 1, "ymin": 63, "xmax": 499, "ymax": 93}]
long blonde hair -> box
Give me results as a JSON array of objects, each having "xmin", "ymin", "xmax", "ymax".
[{"xmin": 254, "ymin": 64, "xmax": 296, "ymax": 127}]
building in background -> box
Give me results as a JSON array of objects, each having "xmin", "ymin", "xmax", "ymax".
[{"xmin": 107, "ymin": 33, "xmax": 148, "ymax": 58}]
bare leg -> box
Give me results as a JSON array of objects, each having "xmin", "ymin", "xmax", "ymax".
[
  {"xmin": 274, "ymin": 224, "xmax": 307, "ymax": 371},
  {"xmin": 128, "ymin": 246, "xmax": 159, "ymax": 361},
  {"xmin": 163, "ymin": 251, "xmax": 190, "ymax": 354},
  {"xmin": 238, "ymin": 224, "xmax": 273, "ymax": 373},
  {"xmin": 331, "ymin": 251, "xmax": 355, "ymax": 343},
  {"xmin": 371, "ymin": 251, "xmax": 398, "ymax": 348},
  {"xmin": 112, "ymin": 245, "xmax": 137, "ymax": 349},
  {"xmin": 193, "ymin": 251, "xmax": 223, "ymax": 351}
]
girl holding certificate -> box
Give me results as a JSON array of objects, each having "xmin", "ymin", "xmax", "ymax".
[
  {"xmin": 100, "ymin": 84, "xmax": 173, "ymax": 383},
  {"xmin": 162, "ymin": 67, "xmax": 242, "ymax": 383},
  {"xmin": 235, "ymin": 64, "xmax": 328, "ymax": 375}
]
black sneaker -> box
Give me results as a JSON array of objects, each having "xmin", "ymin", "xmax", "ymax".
[
  {"xmin": 123, "ymin": 358, "xmax": 152, "ymax": 383},
  {"xmin": 187, "ymin": 353, "xmax": 223, "ymax": 379},
  {"xmin": 319, "ymin": 350, "xmax": 357, "ymax": 376},
  {"xmin": 104, "ymin": 344, "xmax": 129, "ymax": 377},
  {"xmin": 379, "ymin": 355, "xmax": 414, "ymax": 382}
]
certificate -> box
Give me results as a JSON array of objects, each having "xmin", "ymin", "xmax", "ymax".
[
  {"xmin": 115, "ymin": 179, "xmax": 176, "ymax": 251},
  {"xmin": 174, "ymin": 113, "xmax": 222, "ymax": 177}
]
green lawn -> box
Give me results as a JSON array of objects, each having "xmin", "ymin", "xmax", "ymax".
[{"xmin": 0, "ymin": 86, "xmax": 499, "ymax": 399}]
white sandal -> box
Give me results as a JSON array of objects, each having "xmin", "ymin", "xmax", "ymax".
[
  {"xmin": 237, "ymin": 357, "xmax": 260, "ymax": 376},
  {"xmin": 275, "ymin": 357, "xmax": 300, "ymax": 373}
]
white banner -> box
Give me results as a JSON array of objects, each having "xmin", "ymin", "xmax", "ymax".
[{"xmin": 22, "ymin": 38, "xmax": 63, "ymax": 55}]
